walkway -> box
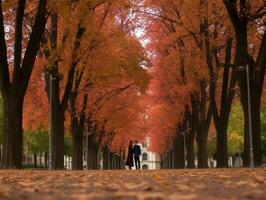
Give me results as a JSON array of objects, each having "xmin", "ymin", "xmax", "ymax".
[{"xmin": 0, "ymin": 168, "xmax": 265, "ymax": 199}]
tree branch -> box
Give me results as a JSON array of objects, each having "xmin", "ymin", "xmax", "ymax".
[
  {"xmin": 257, "ymin": 31, "xmax": 266, "ymax": 96},
  {"xmin": 20, "ymin": 0, "xmax": 47, "ymax": 97},
  {"xmin": 223, "ymin": 0, "xmax": 241, "ymax": 30},
  {"xmin": 0, "ymin": 0, "xmax": 10, "ymax": 94},
  {"xmin": 13, "ymin": 0, "xmax": 26, "ymax": 86},
  {"xmin": 61, "ymin": 24, "xmax": 86, "ymax": 112}
]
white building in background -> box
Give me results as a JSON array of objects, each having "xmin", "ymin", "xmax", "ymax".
[{"xmin": 140, "ymin": 138, "xmax": 161, "ymax": 170}]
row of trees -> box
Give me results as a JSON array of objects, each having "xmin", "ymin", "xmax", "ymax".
[
  {"xmin": 142, "ymin": 0, "xmax": 266, "ymax": 168},
  {"xmin": 1, "ymin": 0, "xmax": 265, "ymax": 170},
  {"xmin": 0, "ymin": 0, "xmax": 149, "ymax": 169},
  {"xmin": 23, "ymin": 131, "xmax": 71, "ymax": 169},
  {"xmin": 2, "ymin": 101, "xmax": 266, "ymax": 169}
]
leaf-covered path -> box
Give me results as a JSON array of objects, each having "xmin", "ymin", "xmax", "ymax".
[{"xmin": 0, "ymin": 168, "xmax": 265, "ymax": 200}]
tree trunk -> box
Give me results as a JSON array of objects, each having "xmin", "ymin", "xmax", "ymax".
[
  {"xmin": 212, "ymin": 38, "xmax": 234, "ymax": 168},
  {"xmin": 223, "ymin": 0, "xmax": 266, "ymax": 167},
  {"xmin": 34, "ymin": 153, "xmax": 37, "ymax": 168},
  {"xmin": 0, "ymin": 146, "xmax": 2, "ymax": 163},
  {"xmin": 193, "ymin": 81, "xmax": 211, "ymax": 169},
  {"xmin": 44, "ymin": 152, "xmax": 48, "ymax": 168},
  {"xmin": 0, "ymin": 0, "xmax": 47, "ymax": 169},
  {"xmin": 87, "ymin": 146, "xmax": 98, "ymax": 170},
  {"xmin": 114, "ymin": 154, "xmax": 117, "ymax": 170},
  {"xmin": 71, "ymin": 118, "xmax": 83, "ymax": 170},
  {"xmin": 251, "ymin": 96, "xmax": 262, "ymax": 166},
  {"xmin": 173, "ymin": 136, "xmax": 185, "ymax": 169},
  {"xmin": 163, "ymin": 157, "xmax": 166, "ymax": 169},
  {"xmin": 233, "ymin": 24, "xmax": 262, "ymax": 167},
  {"xmin": 51, "ymin": 113, "xmax": 65, "ymax": 170},
  {"xmin": 216, "ymin": 123, "xmax": 228, "ymax": 168},
  {"xmin": 47, "ymin": 70, "xmax": 65, "ymax": 170},
  {"xmin": 186, "ymin": 132, "xmax": 195, "ymax": 168},
  {"xmin": 121, "ymin": 150, "xmax": 126, "ymax": 169},
  {"xmin": 111, "ymin": 154, "xmax": 115, "ymax": 170},
  {"xmin": 102, "ymin": 147, "xmax": 109, "ymax": 170},
  {"xmin": 197, "ymin": 131, "xmax": 208, "ymax": 168},
  {"xmin": 86, "ymin": 132, "xmax": 99, "ymax": 170},
  {"xmin": 186, "ymin": 98, "xmax": 197, "ymax": 169},
  {"xmin": 241, "ymin": 89, "xmax": 262, "ymax": 167},
  {"xmin": 39, "ymin": 153, "xmax": 42, "ymax": 168},
  {"xmin": 116, "ymin": 155, "xmax": 121, "ymax": 170},
  {"xmin": 110, "ymin": 153, "xmax": 113, "ymax": 170},
  {"xmin": 1, "ymin": 95, "xmax": 23, "ymax": 169},
  {"xmin": 164, "ymin": 153, "xmax": 168, "ymax": 169},
  {"xmin": 110, "ymin": 153, "xmax": 114, "ymax": 170}
]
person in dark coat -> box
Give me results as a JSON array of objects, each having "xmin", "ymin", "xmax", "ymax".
[
  {"xmin": 125, "ymin": 141, "xmax": 134, "ymax": 169},
  {"xmin": 133, "ymin": 140, "xmax": 141, "ymax": 170}
]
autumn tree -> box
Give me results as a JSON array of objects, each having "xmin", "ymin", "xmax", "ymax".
[
  {"xmin": 140, "ymin": 0, "xmax": 215, "ymax": 168},
  {"xmin": 83, "ymin": 34, "xmax": 149, "ymax": 169},
  {"xmin": 21, "ymin": 0, "xmax": 149, "ymax": 170},
  {"xmin": 40, "ymin": 1, "xmax": 107, "ymax": 169},
  {"xmin": 0, "ymin": 95, "xmax": 3, "ymax": 161},
  {"xmin": 0, "ymin": 0, "xmax": 47, "ymax": 168},
  {"xmin": 223, "ymin": 0, "xmax": 266, "ymax": 166}
]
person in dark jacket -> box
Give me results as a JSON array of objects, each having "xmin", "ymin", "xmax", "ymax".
[
  {"xmin": 133, "ymin": 140, "xmax": 141, "ymax": 170},
  {"xmin": 125, "ymin": 141, "xmax": 134, "ymax": 169}
]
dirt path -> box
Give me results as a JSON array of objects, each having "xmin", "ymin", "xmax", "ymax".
[{"xmin": 0, "ymin": 168, "xmax": 265, "ymax": 200}]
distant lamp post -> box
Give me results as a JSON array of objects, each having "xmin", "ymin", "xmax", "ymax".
[
  {"xmin": 237, "ymin": 64, "xmax": 255, "ymax": 168},
  {"xmin": 49, "ymin": 73, "xmax": 57, "ymax": 170}
]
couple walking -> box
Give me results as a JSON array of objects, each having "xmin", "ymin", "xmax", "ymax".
[{"xmin": 126, "ymin": 140, "xmax": 141, "ymax": 170}]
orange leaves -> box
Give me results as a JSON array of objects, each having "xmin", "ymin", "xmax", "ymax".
[
  {"xmin": 141, "ymin": 0, "xmax": 222, "ymax": 154},
  {"xmin": 23, "ymin": 59, "xmax": 48, "ymax": 131},
  {"xmin": 88, "ymin": 81, "xmax": 147, "ymax": 150},
  {"xmin": 145, "ymin": 57, "xmax": 191, "ymax": 153},
  {"xmin": 22, "ymin": 0, "xmax": 151, "ymax": 154}
]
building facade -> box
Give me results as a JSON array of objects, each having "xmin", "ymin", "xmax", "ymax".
[{"xmin": 139, "ymin": 138, "xmax": 161, "ymax": 170}]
